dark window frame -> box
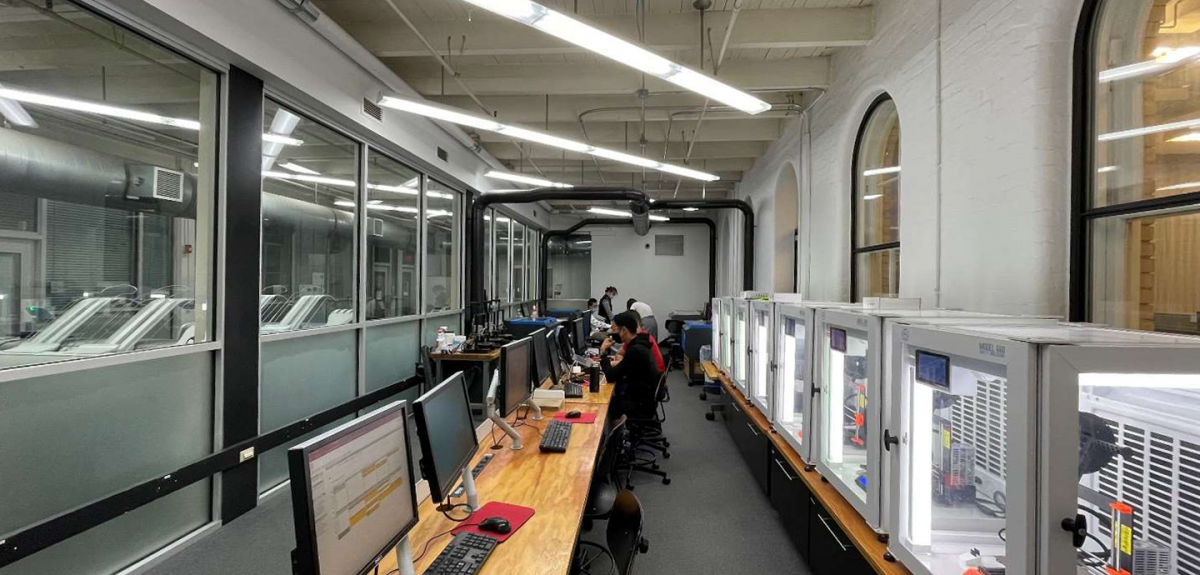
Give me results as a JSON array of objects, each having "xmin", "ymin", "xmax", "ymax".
[
  {"xmin": 849, "ymin": 92, "xmax": 900, "ymax": 302},
  {"xmin": 1069, "ymin": 0, "xmax": 1200, "ymax": 321}
]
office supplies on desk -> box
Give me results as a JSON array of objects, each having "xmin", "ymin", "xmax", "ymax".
[
  {"xmin": 422, "ymin": 532, "xmax": 496, "ymax": 575},
  {"xmin": 452, "ymin": 502, "xmax": 536, "ymax": 543},
  {"xmin": 563, "ymin": 381, "xmax": 584, "ymax": 398},
  {"xmin": 539, "ymin": 419, "xmax": 574, "ymax": 452},
  {"xmin": 531, "ymin": 388, "xmax": 565, "ymax": 409},
  {"xmin": 477, "ymin": 517, "xmax": 511, "ymax": 534}
]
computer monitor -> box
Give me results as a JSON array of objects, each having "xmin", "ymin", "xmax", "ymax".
[
  {"xmin": 499, "ymin": 337, "xmax": 532, "ymax": 417},
  {"xmin": 414, "ymin": 373, "xmax": 479, "ymax": 505},
  {"xmin": 547, "ymin": 330, "xmax": 565, "ymax": 380},
  {"xmin": 529, "ymin": 328, "xmax": 552, "ymax": 387},
  {"xmin": 557, "ymin": 328, "xmax": 574, "ymax": 368},
  {"xmin": 572, "ymin": 318, "xmax": 588, "ymax": 354},
  {"xmin": 289, "ymin": 401, "xmax": 419, "ymax": 575}
]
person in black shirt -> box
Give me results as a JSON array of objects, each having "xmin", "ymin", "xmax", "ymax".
[
  {"xmin": 600, "ymin": 311, "xmax": 661, "ymax": 420},
  {"xmin": 598, "ymin": 286, "xmax": 617, "ymax": 322}
]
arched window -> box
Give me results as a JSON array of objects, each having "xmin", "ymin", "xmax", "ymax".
[
  {"xmin": 1076, "ymin": 0, "xmax": 1200, "ymax": 334},
  {"xmin": 850, "ymin": 95, "xmax": 901, "ymax": 301}
]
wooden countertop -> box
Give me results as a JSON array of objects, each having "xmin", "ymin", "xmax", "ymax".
[
  {"xmin": 700, "ymin": 360, "xmax": 722, "ymax": 380},
  {"xmin": 712, "ymin": 368, "xmax": 911, "ymax": 575},
  {"xmin": 431, "ymin": 348, "xmax": 502, "ymax": 361},
  {"xmin": 378, "ymin": 402, "xmax": 610, "ymax": 575}
]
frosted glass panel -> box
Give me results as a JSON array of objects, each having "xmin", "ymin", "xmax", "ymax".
[
  {"xmin": 260, "ymin": 330, "xmax": 357, "ymax": 492},
  {"xmin": 366, "ymin": 320, "xmax": 420, "ymax": 392},
  {"xmin": 0, "ymin": 353, "xmax": 213, "ymax": 573}
]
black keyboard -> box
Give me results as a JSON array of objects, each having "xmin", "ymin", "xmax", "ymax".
[
  {"xmin": 563, "ymin": 381, "xmax": 584, "ymax": 398},
  {"xmin": 539, "ymin": 420, "xmax": 573, "ymax": 452},
  {"xmin": 423, "ymin": 532, "xmax": 497, "ymax": 575}
]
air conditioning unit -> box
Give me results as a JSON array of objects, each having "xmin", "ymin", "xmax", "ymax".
[{"xmin": 126, "ymin": 165, "xmax": 185, "ymax": 203}]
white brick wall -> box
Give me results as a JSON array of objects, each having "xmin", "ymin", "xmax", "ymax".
[{"xmin": 724, "ymin": 0, "xmax": 1084, "ymax": 317}]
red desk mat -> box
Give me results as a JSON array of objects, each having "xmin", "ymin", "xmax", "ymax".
[
  {"xmin": 552, "ymin": 411, "xmax": 598, "ymax": 424},
  {"xmin": 453, "ymin": 502, "xmax": 536, "ymax": 543}
]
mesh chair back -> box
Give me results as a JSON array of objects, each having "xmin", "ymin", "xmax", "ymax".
[{"xmin": 608, "ymin": 490, "xmax": 646, "ymax": 575}]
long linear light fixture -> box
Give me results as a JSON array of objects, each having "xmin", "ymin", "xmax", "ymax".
[
  {"xmin": 457, "ymin": 0, "xmax": 770, "ymax": 115},
  {"xmin": 1099, "ymin": 46, "xmax": 1200, "ymax": 83},
  {"xmin": 264, "ymin": 171, "xmax": 454, "ymax": 199},
  {"xmin": 862, "ymin": 166, "xmax": 901, "ymax": 177},
  {"xmin": 485, "ymin": 170, "xmax": 573, "ymax": 188},
  {"xmin": 0, "ymin": 82, "xmax": 36, "ymax": 127},
  {"xmin": 379, "ymin": 96, "xmax": 718, "ymax": 181},
  {"xmin": 588, "ymin": 206, "xmax": 670, "ymax": 222},
  {"xmin": 1099, "ymin": 117, "xmax": 1200, "ymax": 142}
]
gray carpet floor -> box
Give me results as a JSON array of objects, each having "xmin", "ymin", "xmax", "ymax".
[{"xmin": 145, "ymin": 371, "xmax": 808, "ymax": 575}]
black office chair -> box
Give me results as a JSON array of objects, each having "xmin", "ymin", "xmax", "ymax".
[
  {"xmin": 658, "ymin": 319, "xmax": 686, "ymax": 370},
  {"xmin": 419, "ymin": 345, "xmax": 437, "ymax": 393},
  {"xmin": 583, "ymin": 416, "xmax": 627, "ymax": 531},
  {"xmin": 573, "ymin": 490, "xmax": 649, "ymax": 575},
  {"xmin": 620, "ymin": 367, "xmax": 672, "ymax": 486}
]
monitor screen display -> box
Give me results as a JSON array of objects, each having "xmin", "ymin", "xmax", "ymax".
[
  {"xmin": 290, "ymin": 402, "xmax": 418, "ymax": 575},
  {"xmin": 414, "ymin": 374, "xmax": 479, "ymax": 504},
  {"xmin": 830, "ymin": 327, "xmax": 847, "ymax": 353},
  {"xmin": 573, "ymin": 318, "xmax": 587, "ymax": 354},
  {"xmin": 530, "ymin": 328, "xmax": 551, "ymax": 387},
  {"xmin": 502, "ymin": 338, "xmax": 532, "ymax": 416},
  {"xmin": 546, "ymin": 330, "xmax": 564, "ymax": 382},
  {"xmin": 915, "ymin": 350, "xmax": 951, "ymax": 389}
]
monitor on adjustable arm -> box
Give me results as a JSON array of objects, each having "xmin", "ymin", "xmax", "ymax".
[
  {"xmin": 486, "ymin": 337, "xmax": 541, "ymax": 450},
  {"xmin": 572, "ymin": 318, "xmax": 587, "ymax": 355},
  {"xmin": 544, "ymin": 329, "xmax": 563, "ymax": 384},
  {"xmin": 289, "ymin": 401, "xmax": 420, "ymax": 575},
  {"xmin": 414, "ymin": 373, "xmax": 481, "ymax": 513},
  {"xmin": 529, "ymin": 328, "xmax": 552, "ymax": 388},
  {"xmin": 556, "ymin": 329, "xmax": 574, "ymax": 373}
]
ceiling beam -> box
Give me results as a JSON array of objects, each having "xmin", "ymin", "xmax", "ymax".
[
  {"xmin": 389, "ymin": 57, "xmax": 829, "ymax": 96},
  {"xmin": 338, "ymin": 8, "xmax": 872, "ymax": 58}
]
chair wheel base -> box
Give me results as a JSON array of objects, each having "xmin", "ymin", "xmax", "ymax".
[
  {"xmin": 704, "ymin": 412, "xmax": 715, "ymax": 421},
  {"xmin": 662, "ymin": 478, "xmax": 671, "ymax": 485},
  {"xmin": 651, "ymin": 463, "xmax": 659, "ymax": 470},
  {"xmin": 700, "ymin": 393, "xmax": 708, "ymax": 400},
  {"xmin": 663, "ymin": 452, "xmax": 671, "ymax": 459}
]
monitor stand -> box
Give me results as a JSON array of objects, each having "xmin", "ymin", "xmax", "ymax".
[
  {"xmin": 395, "ymin": 537, "xmax": 416, "ymax": 575},
  {"xmin": 486, "ymin": 371, "xmax": 524, "ymax": 450},
  {"xmin": 461, "ymin": 464, "xmax": 479, "ymax": 511},
  {"xmin": 523, "ymin": 397, "xmax": 543, "ymax": 421}
]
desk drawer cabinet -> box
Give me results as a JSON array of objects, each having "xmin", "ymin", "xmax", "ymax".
[
  {"xmin": 768, "ymin": 448, "xmax": 811, "ymax": 560},
  {"xmin": 728, "ymin": 404, "xmax": 770, "ymax": 496},
  {"xmin": 807, "ymin": 499, "xmax": 873, "ymax": 575}
]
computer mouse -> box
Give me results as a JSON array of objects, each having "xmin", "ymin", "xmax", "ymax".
[
  {"xmin": 478, "ymin": 517, "xmax": 511, "ymax": 534},
  {"xmin": 566, "ymin": 410, "xmax": 582, "ymax": 419}
]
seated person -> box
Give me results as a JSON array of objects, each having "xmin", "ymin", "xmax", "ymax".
[
  {"xmin": 600, "ymin": 311, "xmax": 662, "ymax": 419},
  {"xmin": 615, "ymin": 310, "xmax": 665, "ymax": 373},
  {"xmin": 630, "ymin": 300, "xmax": 658, "ymax": 341}
]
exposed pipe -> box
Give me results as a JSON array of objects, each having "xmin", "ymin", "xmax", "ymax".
[
  {"xmin": 676, "ymin": 0, "xmax": 739, "ymax": 198},
  {"xmin": 652, "ymin": 199, "xmax": 753, "ymax": 291},
  {"xmin": 539, "ymin": 217, "xmax": 717, "ymax": 309},
  {"xmin": 468, "ymin": 188, "xmax": 652, "ymax": 327},
  {"xmin": 273, "ymin": 0, "xmax": 506, "ymax": 173}
]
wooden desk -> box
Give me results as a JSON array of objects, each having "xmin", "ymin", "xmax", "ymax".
[
  {"xmin": 380, "ymin": 402, "xmax": 611, "ymax": 575},
  {"xmin": 430, "ymin": 348, "xmax": 503, "ymax": 409},
  {"xmin": 699, "ymin": 360, "xmax": 722, "ymax": 381},
  {"xmin": 536, "ymin": 372, "xmax": 615, "ymax": 406},
  {"xmin": 714, "ymin": 373, "xmax": 910, "ymax": 575}
]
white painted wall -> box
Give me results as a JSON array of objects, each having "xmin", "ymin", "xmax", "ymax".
[
  {"xmin": 589, "ymin": 224, "xmax": 711, "ymax": 318},
  {"xmin": 724, "ymin": 0, "xmax": 1081, "ymax": 316}
]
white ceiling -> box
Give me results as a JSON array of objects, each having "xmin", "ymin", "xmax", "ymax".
[{"xmin": 313, "ymin": 0, "xmax": 875, "ymax": 211}]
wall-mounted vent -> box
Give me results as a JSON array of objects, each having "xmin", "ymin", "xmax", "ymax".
[
  {"xmin": 152, "ymin": 167, "xmax": 184, "ymax": 202},
  {"xmin": 437, "ymin": 147, "xmax": 449, "ymax": 162},
  {"xmin": 370, "ymin": 217, "xmax": 384, "ymax": 237},
  {"xmin": 654, "ymin": 234, "xmax": 684, "ymax": 256},
  {"xmin": 362, "ymin": 98, "xmax": 383, "ymax": 122}
]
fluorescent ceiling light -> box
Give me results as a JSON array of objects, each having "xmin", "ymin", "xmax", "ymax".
[
  {"xmin": 264, "ymin": 170, "xmax": 355, "ymax": 188},
  {"xmin": 1099, "ymin": 46, "xmax": 1200, "ymax": 83},
  {"xmin": 862, "ymin": 166, "xmax": 901, "ymax": 177},
  {"xmin": 485, "ymin": 170, "xmax": 573, "ymax": 188},
  {"xmin": 377, "ymin": 96, "xmax": 501, "ymax": 131},
  {"xmin": 587, "ymin": 207, "xmax": 669, "ymax": 221},
  {"xmin": 576, "ymin": 240, "xmax": 592, "ymax": 245},
  {"xmin": 0, "ymin": 82, "xmax": 36, "ymax": 128},
  {"xmin": 1099, "ymin": 118, "xmax": 1200, "ymax": 142},
  {"xmin": 263, "ymin": 133, "xmax": 305, "ymax": 146},
  {"xmin": 863, "ymin": 194, "xmax": 883, "ymax": 201},
  {"xmin": 0, "ymin": 87, "xmax": 199, "ymax": 130},
  {"xmin": 369, "ymin": 183, "xmax": 419, "ymax": 196},
  {"xmin": 682, "ymin": 207, "xmax": 700, "ymax": 212},
  {"xmin": 1097, "ymin": 165, "xmax": 1119, "ymax": 173},
  {"xmin": 280, "ymin": 162, "xmax": 320, "ymax": 175},
  {"xmin": 1081, "ymin": 372, "xmax": 1200, "ymax": 390},
  {"xmin": 1156, "ymin": 181, "xmax": 1200, "ymax": 192},
  {"xmin": 457, "ymin": 0, "xmax": 770, "ymax": 115},
  {"xmin": 1168, "ymin": 132, "xmax": 1200, "ymax": 143},
  {"xmin": 378, "ymin": 95, "xmax": 719, "ymax": 181}
]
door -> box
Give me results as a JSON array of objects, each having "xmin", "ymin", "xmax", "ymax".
[{"xmin": 0, "ymin": 239, "xmax": 36, "ymax": 341}]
